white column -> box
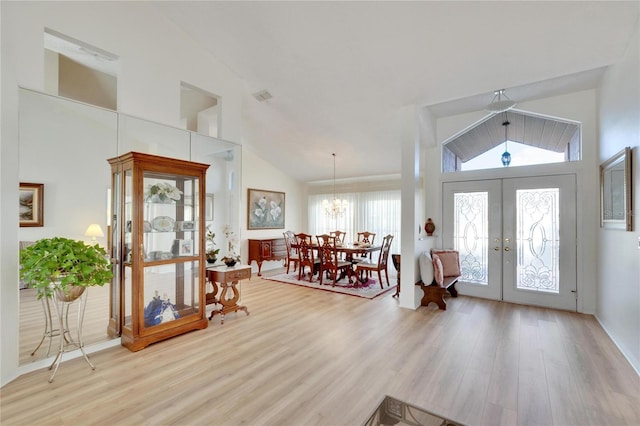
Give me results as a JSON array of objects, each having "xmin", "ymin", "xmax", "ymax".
[{"xmin": 395, "ymin": 106, "xmax": 422, "ymax": 309}]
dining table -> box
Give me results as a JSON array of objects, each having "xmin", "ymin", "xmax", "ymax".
[
  {"xmin": 292, "ymin": 241, "xmax": 381, "ymax": 260},
  {"xmin": 292, "ymin": 240, "xmax": 382, "ymax": 284},
  {"xmin": 336, "ymin": 242, "xmax": 381, "ymax": 262}
]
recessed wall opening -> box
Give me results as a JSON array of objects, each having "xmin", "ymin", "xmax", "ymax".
[
  {"xmin": 44, "ymin": 28, "xmax": 119, "ymax": 110},
  {"xmin": 180, "ymin": 82, "xmax": 220, "ymax": 138},
  {"xmin": 443, "ymin": 110, "xmax": 581, "ymax": 173}
]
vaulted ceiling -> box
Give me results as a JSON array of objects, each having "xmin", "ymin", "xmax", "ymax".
[
  {"xmin": 152, "ymin": 1, "xmax": 639, "ymax": 182},
  {"xmin": 444, "ymin": 110, "xmax": 580, "ymax": 163}
]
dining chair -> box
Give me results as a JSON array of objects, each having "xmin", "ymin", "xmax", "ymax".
[
  {"xmin": 294, "ymin": 233, "xmax": 319, "ymax": 282},
  {"xmin": 354, "ymin": 234, "xmax": 393, "ymax": 289},
  {"xmin": 353, "ymin": 231, "xmax": 377, "ymax": 276},
  {"xmin": 355, "ymin": 231, "xmax": 376, "ymax": 259},
  {"xmin": 282, "ymin": 230, "xmax": 299, "ymax": 274},
  {"xmin": 316, "ymin": 234, "xmax": 353, "ymax": 286},
  {"xmin": 329, "ymin": 230, "xmax": 347, "ymax": 259},
  {"xmin": 329, "ymin": 230, "xmax": 346, "ymax": 244}
]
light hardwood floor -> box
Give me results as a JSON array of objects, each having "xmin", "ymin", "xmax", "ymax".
[{"xmin": 3, "ymin": 271, "xmax": 639, "ymax": 425}]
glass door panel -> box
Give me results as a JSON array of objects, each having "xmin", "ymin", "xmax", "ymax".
[
  {"xmin": 502, "ymin": 175, "xmax": 576, "ymax": 310},
  {"xmin": 516, "ymin": 188, "xmax": 560, "ymax": 293},
  {"xmin": 454, "ymin": 191, "xmax": 489, "ymax": 285},
  {"xmin": 443, "ymin": 180, "xmax": 502, "ymax": 300},
  {"xmin": 124, "ymin": 169, "xmax": 133, "ymax": 330},
  {"xmin": 140, "ymin": 172, "xmax": 201, "ymax": 334}
]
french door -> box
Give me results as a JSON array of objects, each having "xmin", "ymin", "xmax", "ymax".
[{"xmin": 443, "ymin": 175, "xmax": 577, "ymax": 311}]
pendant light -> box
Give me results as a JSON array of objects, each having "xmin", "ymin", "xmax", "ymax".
[
  {"xmin": 322, "ymin": 153, "xmax": 348, "ymax": 217},
  {"xmin": 501, "ymin": 112, "xmax": 512, "ymax": 167}
]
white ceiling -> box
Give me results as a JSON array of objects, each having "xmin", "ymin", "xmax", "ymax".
[{"xmin": 153, "ymin": 1, "xmax": 639, "ymax": 183}]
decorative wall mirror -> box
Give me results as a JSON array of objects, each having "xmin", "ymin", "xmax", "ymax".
[{"xmin": 600, "ymin": 147, "xmax": 632, "ymax": 230}]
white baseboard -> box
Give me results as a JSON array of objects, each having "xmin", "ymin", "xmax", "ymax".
[
  {"xmin": 595, "ymin": 315, "xmax": 640, "ymax": 376},
  {"xmin": 11, "ymin": 338, "xmax": 122, "ymax": 384}
]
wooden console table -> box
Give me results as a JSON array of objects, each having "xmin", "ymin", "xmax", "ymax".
[
  {"xmin": 248, "ymin": 237, "xmax": 287, "ymax": 276},
  {"xmin": 206, "ymin": 265, "xmax": 251, "ymax": 324}
]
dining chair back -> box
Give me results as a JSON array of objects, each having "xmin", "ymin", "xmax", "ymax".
[
  {"xmin": 329, "ymin": 230, "xmax": 347, "ymax": 259},
  {"xmin": 283, "ymin": 230, "xmax": 299, "ymax": 274},
  {"xmin": 294, "ymin": 233, "xmax": 318, "ymax": 282},
  {"xmin": 354, "ymin": 234, "xmax": 394, "ymax": 289},
  {"xmin": 329, "ymin": 230, "xmax": 346, "ymax": 244},
  {"xmin": 356, "ymin": 231, "xmax": 376, "ymax": 245},
  {"xmin": 316, "ymin": 234, "xmax": 352, "ymax": 286},
  {"xmin": 355, "ymin": 231, "xmax": 377, "ymax": 264}
]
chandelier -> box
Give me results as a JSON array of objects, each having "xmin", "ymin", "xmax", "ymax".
[{"xmin": 322, "ymin": 153, "xmax": 348, "ymax": 217}]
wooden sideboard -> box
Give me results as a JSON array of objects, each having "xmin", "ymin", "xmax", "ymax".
[{"xmin": 248, "ymin": 237, "xmax": 287, "ymax": 276}]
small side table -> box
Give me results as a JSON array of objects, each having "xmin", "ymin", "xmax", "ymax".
[{"xmin": 206, "ymin": 264, "xmax": 251, "ymax": 324}]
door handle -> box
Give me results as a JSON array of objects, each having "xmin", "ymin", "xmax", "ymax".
[
  {"xmin": 494, "ymin": 246, "xmax": 500, "ymax": 251},
  {"xmin": 504, "ymin": 247, "xmax": 511, "ymax": 252}
]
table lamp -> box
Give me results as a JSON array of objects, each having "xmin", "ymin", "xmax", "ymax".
[{"xmin": 84, "ymin": 224, "xmax": 104, "ymax": 242}]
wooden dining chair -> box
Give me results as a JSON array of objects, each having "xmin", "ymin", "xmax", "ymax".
[
  {"xmin": 329, "ymin": 231, "xmax": 347, "ymax": 259},
  {"xmin": 294, "ymin": 233, "xmax": 319, "ymax": 282},
  {"xmin": 316, "ymin": 234, "xmax": 352, "ymax": 286},
  {"xmin": 355, "ymin": 231, "xmax": 376, "ymax": 259},
  {"xmin": 353, "ymin": 231, "xmax": 376, "ymax": 276},
  {"xmin": 329, "ymin": 230, "xmax": 346, "ymax": 244},
  {"xmin": 355, "ymin": 234, "xmax": 393, "ymax": 289},
  {"xmin": 282, "ymin": 230, "xmax": 299, "ymax": 274}
]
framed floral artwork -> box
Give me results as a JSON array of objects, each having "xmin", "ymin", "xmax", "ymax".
[
  {"xmin": 247, "ymin": 188, "xmax": 285, "ymax": 229},
  {"xmin": 19, "ymin": 182, "xmax": 44, "ymax": 227}
]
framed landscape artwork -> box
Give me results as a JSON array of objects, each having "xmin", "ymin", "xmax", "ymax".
[
  {"xmin": 247, "ymin": 188, "xmax": 285, "ymax": 229},
  {"xmin": 19, "ymin": 182, "xmax": 44, "ymax": 227}
]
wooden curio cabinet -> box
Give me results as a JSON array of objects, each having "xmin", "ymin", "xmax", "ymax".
[{"xmin": 107, "ymin": 152, "xmax": 209, "ymax": 351}]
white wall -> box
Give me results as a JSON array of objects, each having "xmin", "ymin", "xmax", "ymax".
[
  {"xmin": 241, "ymin": 148, "xmax": 306, "ymax": 274},
  {"xmin": 429, "ymin": 89, "xmax": 599, "ymax": 314},
  {"xmin": 1, "ymin": 2, "xmax": 247, "ymax": 385},
  {"xmin": 597, "ymin": 21, "xmax": 640, "ymax": 373}
]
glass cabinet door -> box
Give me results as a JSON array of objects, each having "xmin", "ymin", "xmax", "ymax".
[{"xmin": 139, "ymin": 173, "xmax": 201, "ymax": 333}]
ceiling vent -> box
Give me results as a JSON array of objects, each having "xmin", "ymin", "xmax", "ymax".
[{"xmin": 252, "ymin": 90, "xmax": 273, "ymax": 102}]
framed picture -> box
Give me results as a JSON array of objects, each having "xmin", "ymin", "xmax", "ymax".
[
  {"xmin": 178, "ymin": 221, "xmax": 196, "ymax": 231},
  {"xmin": 247, "ymin": 188, "xmax": 285, "ymax": 230},
  {"xmin": 205, "ymin": 194, "xmax": 214, "ymax": 221},
  {"xmin": 19, "ymin": 182, "xmax": 44, "ymax": 227},
  {"xmin": 172, "ymin": 239, "xmax": 193, "ymax": 256}
]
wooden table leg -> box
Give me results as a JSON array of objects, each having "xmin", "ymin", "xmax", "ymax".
[
  {"xmin": 205, "ymin": 280, "xmax": 219, "ymax": 306},
  {"xmin": 209, "ymin": 281, "xmax": 249, "ymax": 323}
]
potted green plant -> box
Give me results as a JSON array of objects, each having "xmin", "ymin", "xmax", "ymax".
[
  {"xmin": 20, "ymin": 237, "xmax": 112, "ymax": 301},
  {"xmin": 205, "ymin": 225, "xmax": 220, "ymax": 264}
]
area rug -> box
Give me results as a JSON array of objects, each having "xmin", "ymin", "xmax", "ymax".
[{"xmin": 265, "ymin": 271, "xmax": 396, "ymax": 299}]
